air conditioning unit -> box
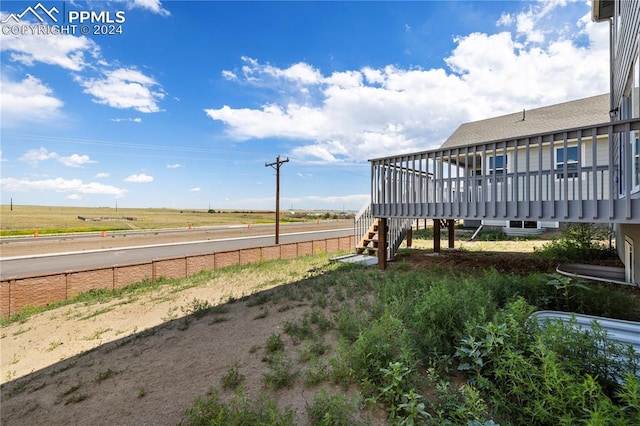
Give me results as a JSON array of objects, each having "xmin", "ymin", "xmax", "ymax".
[{"xmin": 592, "ymin": 0, "xmax": 614, "ymax": 22}]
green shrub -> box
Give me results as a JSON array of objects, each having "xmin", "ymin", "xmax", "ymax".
[
  {"xmin": 306, "ymin": 389, "xmax": 363, "ymax": 426},
  {"xmin": 535, "ymin": 223, "xmax": 616, "ymax": 261},
  {"xmin": 264, "ymin": 333, "xmax": 284, "ymax": 353},
  {"xmin": 333, "ymin": 312, "xmax": 417, "ymax": 396},
  {"xmin": 262, "ymin": 352, "xmax": 297, "ymax": 389},
  {"xmin": 221, "ymin": 363, "xmax": 243, "ymax": 390},
  {"xmin": 454, "ymin": 302, "xmax": 640, "ymax": 425},
  {"xmin": 400, "ymin": 271, "xmax": 498, "ymax": 357},
  {"xmin": 181, "ymin": 388, "xmax": 294, "ymax": 425},
  {"xmin": 478, "ymin": 231, "xmax": 509, "ymax": 241}
]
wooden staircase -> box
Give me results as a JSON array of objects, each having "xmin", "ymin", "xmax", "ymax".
[
  {"xmin": 354, "ymin": 202, "xmax": 413, "ymax": 262},
  {"xmin": 356, "ymin": 219, "xmax": 381, "ymax": 255}
]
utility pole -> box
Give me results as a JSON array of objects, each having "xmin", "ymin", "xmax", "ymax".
[{"xmin": 265, "ymin": 155, "xmax": 289, "ymax": 244}]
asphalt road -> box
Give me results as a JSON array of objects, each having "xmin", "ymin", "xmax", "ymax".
[{"xmin": 0, "ymin": 227, "xmax": 353, "ymax": 279}]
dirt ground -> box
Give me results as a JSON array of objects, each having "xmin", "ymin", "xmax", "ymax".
[{"xmin": 0, "ymin": 233, "xmax": 623, "ymax": 425}]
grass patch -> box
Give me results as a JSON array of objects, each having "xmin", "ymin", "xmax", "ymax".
[
  {"xmin": 307, "ymin": 389, "xmax": 364, "ymax": 425},
  {"xmin": 221, "ymin": 363, "xmax": 243, "ymax": 390},
  {"xmin": 181, "ymin": 388, "xmax": 294, "ymax": 425},
  {"xmin": 79, "ymin": 307, "xmax": 114, "ymax": 320}
]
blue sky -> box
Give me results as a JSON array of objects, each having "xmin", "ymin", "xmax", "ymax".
[{"xmin": 0, "ymin": 0, "xmax": 610, "ymax": 211}]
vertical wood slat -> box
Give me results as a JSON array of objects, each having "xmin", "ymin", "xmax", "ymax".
[
  {"xmin": 473, "ymin": 145, "xmax": 478, "ymax": 217},
  {"xmin": 538, "ymin": 136, "xmax": 543, "ymax": 219},
  {"xmin": 447, "ymin": 149, "xmax": 452, "ymax": 215},
  {"xmin": 502, "ymin": 141, "xmax": 508, "ymax": 217},
  {"xmin": 464, "ymin": 146, "xmax": 470, "ymax": 217},
  {"xmin": 456, "ymin": 147, "xmax": 461, "ymax": 217},
  {"xmin": 492, "ymin": 142, "xmax": 497, "ymax": 217},
  {"xmin": 550, "ymin": 136, "xmax": 556, "ymax": 219},
  {"xmin": 592, "ymin": 128, "xmax": 598, "ymax": 219},
  {"xmin": 577, "ymin": 132, "xmax": 583, "ymax": 219},
  {"xmin": 513, "ymin": 139, "xmax": 519, "ymax": 217},
  {"xmin": 563, "ymin": 133, "xmax": 569, "ymax": 219},
  {"xmin": 525, "ymin": 138, "xmax": 531, "ymax": 218},
  {"xmin": 609, "ymin": 125, "xmax": 615, "ymax": 220}
]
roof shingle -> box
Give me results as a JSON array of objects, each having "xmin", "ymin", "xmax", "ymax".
[{"xmin": 440, "ymin": 94, "xmax": 610, "ymax": 149}]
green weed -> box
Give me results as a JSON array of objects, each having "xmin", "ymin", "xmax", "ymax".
[
  {"xmin": 181, "ymin": 388, "xmax": 294, "ymax": 425},
  {"xmin": 221, "ymin": 363, "xmax": 243, "ymax": 390},
  {"xmin": 262, "ymin": 352, "xmax": 297, "ymax": 389},
  {"xmin": 306, "ymin": 389, "xmax": 364, "ymax": 425}
]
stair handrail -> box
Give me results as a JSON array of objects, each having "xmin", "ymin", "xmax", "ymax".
[
  {"xmin": 387, "ymin": 217, "xmax": 414, "ymax": 260},
  {"xmin": 354, "ymin": 200, "xmax": 414, "ymax": 260},
  {"xmin": 354, "ymin": 200, "xmax": 373, "ymax": 252}
]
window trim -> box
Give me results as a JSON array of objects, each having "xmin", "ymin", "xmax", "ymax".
[
  {"xmin": 554, "ymin": 144, "xmax": 580, "ymax": 179},
  {"xmin": 486, "ymin": 154, "xmax": 506, "ymax": 175}
]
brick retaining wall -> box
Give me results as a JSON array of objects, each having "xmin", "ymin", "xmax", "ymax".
[{"xmin": 0, "ymin": 236, "xmax": 354, "ymax": 318}]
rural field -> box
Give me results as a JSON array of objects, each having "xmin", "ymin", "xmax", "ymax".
[
  {"xmin": 0, "ymin": 204, "xmax": 353, "ymax": 257},
  {"xmin": 0, "ymin": 205, "xmax": 347, "ymax": 236},
  {"xmin": 2, "ymin": 220, "xmax": 638, "ymax": 425}
]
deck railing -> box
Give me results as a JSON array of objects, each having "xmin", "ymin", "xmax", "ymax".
[{"xmin": 371, "ymin": 119, "xmax": 640, "ymax": 224}]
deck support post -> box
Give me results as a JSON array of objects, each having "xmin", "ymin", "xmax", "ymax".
[
  {"xmin": 378, "ymin": 218, "xmax": 387, "ymax": 270},
  {"xmin": 406, "ymin": 227, "xmax": 413, "ymax": 248},
  {"xmin": 434, "ymin": 219, "xmax": 441, "ymax": 254},
  {"xmin": 447, "ymin": 220, "xmax": 455, "ymax": 249}
]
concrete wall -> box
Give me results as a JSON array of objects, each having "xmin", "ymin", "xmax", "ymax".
[{"xmin": 0, "ymin": 235, "xmax": 354, "ymax": 318}]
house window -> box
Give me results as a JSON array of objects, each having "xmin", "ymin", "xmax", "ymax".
[
  {"xmin": 555, "ymin": 145, "xmax": 579, "ymax": 178},
  {"xmin": 509, "ymin": 221, "xmax": 537, "ymax": 229},
  {"xmin": 487, "ymin": 155, "xmax": 506, "ymax": 175}
]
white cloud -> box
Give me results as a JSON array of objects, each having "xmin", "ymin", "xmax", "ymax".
[
  {"xmin": 110, "ymin": 117, "xmax": 143, "ymax": 123},
  {"xmin": 125, "ymin": 173, "xmax": 154, "ymax": 183},
  {"xmin": 0, "ymin": 75, "xmax": 64, "ymax": 126},
  {"xmin": 205, "ymin": 2, "xmax": 609, "ymax": 163},
  {"xmin": 66, "ymin": 194, "xmax": 83, "ymax": 200},
  {"xmin": 95, "ymin": 172, "xmax": 110, "ymax": 178},
  {"xmin": 19, "ymin": 147, "xmax": 58, "ymax": 165},
  {"xmin": 77, "ymin": 68, "xmax": 165, "ymax": 113},
  {"xmin": 1, "ymin": 177, "xmax": 127, "ymax": 197},
  {"xmin": 58, "ymin": 153, "xmax": 95, "ymax": 168},
  {"xmin": 0, "ymin": 21, "xmax": 99, "ymax": 71},
  {"xmin": 166, "ymin": 163, "xmax": 183, "ymax": 169},
  {"xmin": 19, "ymin": 147, "xmax": 95, "ymax": 168},
  {"xmin": 188, "ymin": 187, "xmax": 200, "ymax": 192},
  {"xmin": 125, "ymin": 0, "xmax": 170, "ymax": 16}
]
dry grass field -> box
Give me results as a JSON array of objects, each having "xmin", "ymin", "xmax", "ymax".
[{"xmin": 0, "ymin": 205, "xmax": 327, "ymax": 236}]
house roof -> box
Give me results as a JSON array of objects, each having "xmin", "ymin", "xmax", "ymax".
[{"xmin": 440, "ymin": 94, "xmax": 610, "ymax": 149}]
